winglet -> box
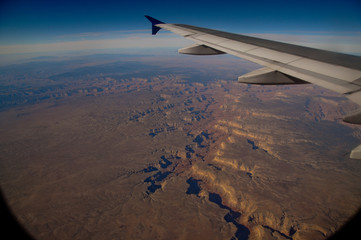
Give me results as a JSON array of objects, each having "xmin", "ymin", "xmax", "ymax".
[{"xmin": 145, "ymin": 15, "xmax": 165, "ymax": 35}]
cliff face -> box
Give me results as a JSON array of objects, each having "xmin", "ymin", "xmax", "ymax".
[
  {"xmin": 1, "ymin": 55, "xmax": 361, "ymax": 240},
  {"xmin": 183, "ymin": 81, "xmax": 361, "ymax": 239}
]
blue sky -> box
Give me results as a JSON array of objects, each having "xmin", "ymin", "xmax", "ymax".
[{"xmin": 0, "ymin": 0, "xmax": 360, "ymax": 61}]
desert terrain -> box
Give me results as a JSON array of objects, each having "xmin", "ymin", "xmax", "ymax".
[{"xmin": 1, "ymin": 54, "xmax": 361, "ymax": 239}]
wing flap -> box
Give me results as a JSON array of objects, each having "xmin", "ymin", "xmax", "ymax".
[
  {"xmin": 288, "ymin": 58, "xmax": 361, "ymax": 83},
  {"xmin": 274, "ymin": 63, "xmax": 361, "ymax": 94}
]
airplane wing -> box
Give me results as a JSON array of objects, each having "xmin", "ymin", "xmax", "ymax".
[{"xmin": 145, "ymin": 15, "xmax": 361, "ymax": 159}]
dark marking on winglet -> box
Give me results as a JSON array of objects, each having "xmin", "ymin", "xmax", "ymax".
[{"xmin": 145, "ymin": 15, "xmax": 165, "ymax": 35}]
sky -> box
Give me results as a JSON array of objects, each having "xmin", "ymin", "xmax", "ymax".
[{"xmin": 0, "ymin": 0, "xmax": 361, "ymax": 63}]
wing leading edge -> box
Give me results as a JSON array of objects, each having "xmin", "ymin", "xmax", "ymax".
[{"xmin": 145, "ymin": 16, "xmax": 361, "ymax": 159}]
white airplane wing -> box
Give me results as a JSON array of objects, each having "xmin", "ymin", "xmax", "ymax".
[{"xmin": 145, "ymin": 16, "xmax": 361, "ymax": 159}]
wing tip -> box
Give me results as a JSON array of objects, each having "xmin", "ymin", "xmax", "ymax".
[{"xmin": 145, "ymin": 15, "xmax": 165, "ymax": 35}]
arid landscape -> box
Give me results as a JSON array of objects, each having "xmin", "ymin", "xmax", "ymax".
[{"xmin": 1, "ymin": 54, "xmax": 361, "ymax": 240}]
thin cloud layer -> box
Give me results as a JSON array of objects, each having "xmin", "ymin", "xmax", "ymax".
[
  {"xmin": 55, "ymin": 29, "xmax": 150, "ymax": 39},
  {"xmin": 0, "ymin": 33, "xmax": 191, "ymax": 55},
  {"xmin": 0, "ymin": 31, "xmax": 360, "ymax": 58}
]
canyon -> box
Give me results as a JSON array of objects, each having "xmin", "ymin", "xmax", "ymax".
[{"xmin": 1, "ymin": 54, "xmax": 361, "ymax": 239}]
